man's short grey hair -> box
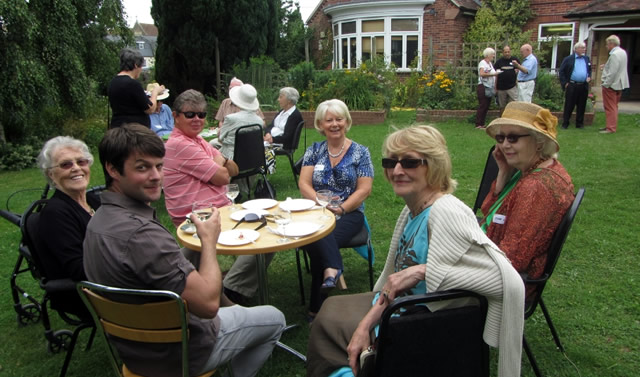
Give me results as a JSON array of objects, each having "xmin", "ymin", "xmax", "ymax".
[
  {"xmin": 574, "ymin": 41, "xmax": 586, "ymax": 50},
  {"xmin": 483, "ymin": 47, "xmax": 496, "ymax": 58},
  {"xmin": 280, "ymin": 87, "xmax": 300, "ymax": 105},
  {"xmin": 38, "ymin": 136, "xmax": 94, "ymax": 185},
  {"xmin": 173, "ymin": 89, "xmax": 207, "ymax": 113},
  {"xmin": 606, "ymin": 35, "xmax": 621, "ymax": 46}
]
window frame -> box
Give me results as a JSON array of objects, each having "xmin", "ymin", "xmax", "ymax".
[{"xmin": 537, "ymin": 22, "xmax": 575, "ymax": 72}]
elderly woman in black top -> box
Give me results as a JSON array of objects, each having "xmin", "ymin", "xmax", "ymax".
[
  {"xmin": 263, "ymin": 87, "xmax": 304, "ymax": 149},
  {"xmin": 108, "ymin": 48, "xmax": 165, "ymax": 128},
  {"xmin": 37, "ymin": 136, "xmax": 100, "ymax": 314}
]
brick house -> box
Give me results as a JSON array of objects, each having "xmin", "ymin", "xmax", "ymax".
[{"xmin": 306, "ymin": 0, "xmax": 639, "ymax": 99}]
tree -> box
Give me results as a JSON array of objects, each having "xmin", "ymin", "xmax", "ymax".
[
  {"xmin": 275, "ymin": 0, "xmax": 309, "ymax": 70},
  {"xmin": 463, "ymin": 0, "xmax": 534, "ymax": 46},
  {"xmin": 151, "ymin": 0, "xmax": 279, "ymax": 96},
  {"xmin": 0, "ymin": 0, "xmax": 130, "ymax": 143}
]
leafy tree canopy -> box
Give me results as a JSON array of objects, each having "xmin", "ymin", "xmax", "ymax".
[
  {"xmin": 464, "ymin": 0, "xmax": 534, "ymax": 48},
  {"xmin": 0, "ymin": 0, "xmax": 130, "ymax": 143}
]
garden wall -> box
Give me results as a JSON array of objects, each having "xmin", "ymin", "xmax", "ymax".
[
  {"xmin": 416, "ymin": 108, "xmax": 594, "ymax": 125},
  {"xmin": 263, "ymin": 110, "xmax": 386, "ymax": 127}
]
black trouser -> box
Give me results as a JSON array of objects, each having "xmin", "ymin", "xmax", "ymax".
[{"xmin": 562, "ymin": 82, "xmax": 589, "ymax": 127}]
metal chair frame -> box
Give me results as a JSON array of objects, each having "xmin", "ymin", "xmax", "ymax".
[{"xmin": 273, "ymin": 120, "xmax": 305, "ymax": 187}]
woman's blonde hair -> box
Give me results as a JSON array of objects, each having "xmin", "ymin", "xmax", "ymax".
[
  {"xmin": 382, "ymin": 125, "xmax": 457, "ymax": 194},
  {"xmin": 313, "ymin": 99, "xmax": 352, "ymax": 135}
]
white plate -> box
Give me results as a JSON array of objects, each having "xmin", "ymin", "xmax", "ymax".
[
  {"xmin": 276, "ymin": 222, "xmax": 322, "ymax": 237},
  {"xmin": 279, "ymin": 199, "xmax": 316, "ymax": 212},
  {"xmin": 242, "ymin": 199, "xmax": 278, "ymax": 210},
  {"xmin": 180, "ymin": 222, "xmax": 196, "ymax": 234},
  {"xmin": 218, "ymin": 229, "xmax": 260, "ymax": 246},
  {"xmin": 230, "ymin": 209, "xmax": 270, "ymax": 221}
]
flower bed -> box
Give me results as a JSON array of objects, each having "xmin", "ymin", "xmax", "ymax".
[
  {"xmin": 416, "ymin": 108, "xmax": 594, "ymax": 126},
  {"xmin": 264, "ymin": 110, "xmax": 386, "ymax": 128}
]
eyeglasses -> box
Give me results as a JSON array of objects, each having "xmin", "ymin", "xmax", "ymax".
[
  {"xmin": 381, "ymin": 158, "xmax": 427, "ymax": 169},
  {"xmin": 50, "ymin": 158, "xmax": 90, "ymax": 170},
  {"xmin": 180, "ymin": 111, "xmax": 207, "ymax": 119},
  {"xmin": 494, "ymin": 134, "xmax": 531, "ymax": 144}
]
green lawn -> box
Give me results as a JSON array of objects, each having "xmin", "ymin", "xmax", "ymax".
[{"xmin": 0, "ymin": 110, "xmax": 638, "ymax": 376}]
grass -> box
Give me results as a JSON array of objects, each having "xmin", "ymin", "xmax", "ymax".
[{"xmin": 1, "ymin": 110, "xmax": 639, "ymax": 376}]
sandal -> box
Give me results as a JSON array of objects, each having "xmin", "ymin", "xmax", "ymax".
[{"xmin": 321, "ymin": 269, "xmax": 343, "ymax": 291}]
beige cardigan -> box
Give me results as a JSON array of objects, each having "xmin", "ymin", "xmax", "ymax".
[{"xmin": 374, "ymin": 194, "xmax": 525, "ymax": 377}]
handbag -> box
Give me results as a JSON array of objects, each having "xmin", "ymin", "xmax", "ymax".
[
  {"xmin": 358, "ymin": 345, "xmax": 376, "ymax": 377},
  {"xmin": 254, "ymin": 177, "xmax": 276, "ymax": 199},
  {"xmin": 484, "ymin": 85, "xmax": 495, "ymax": 98}
]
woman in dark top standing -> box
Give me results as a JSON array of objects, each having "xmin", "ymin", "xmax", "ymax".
[
  {"xmin": 108, "ymin": 48, "xmax": 165, "ymax": 128},
  {"xmin": 37, "ymin": 136, "xmax": 101, "ymax": 314}
]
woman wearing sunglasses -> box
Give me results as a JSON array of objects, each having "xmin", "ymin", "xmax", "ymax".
[
  {"xmin": 481, "ymin": 101, "xmax": 574, "ymax": 302},
  {"xmin": 36, "ymin": 136, "xmax": 101, "ymax": 314},
  {"xmin": 307, "ymin": 125, "xmax": 525, "ymax": 377}
]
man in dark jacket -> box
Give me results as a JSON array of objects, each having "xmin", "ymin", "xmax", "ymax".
[
  {"xmin": 558, "ymin": 41, "xmax": 591, "ymax": 129},
  {"xmin": 495, "ymin": 46, "xmax": 520, "ymax": 114}
]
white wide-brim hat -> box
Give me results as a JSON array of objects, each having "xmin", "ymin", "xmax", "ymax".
[
  {"xmin": 229, "ymin": 84, "xmax": 260, "ymax": 111},
  {"xmin": 146, "ymin": 83, "xmax": 170, "ymax": 100}
]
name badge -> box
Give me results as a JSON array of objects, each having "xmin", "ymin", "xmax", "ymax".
[
  {"xmin": 493, "ymin": 214, "xmax": 506, "ymax": 225},
  {"xmin": 314, "ymin": 164, "xmax": 325, "ymax": 171}
]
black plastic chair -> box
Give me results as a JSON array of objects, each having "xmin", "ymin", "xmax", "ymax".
[
  {"xmin": 375, "ymin": 290, "xmax": 490, "ymax": 377},
  {"xmin": 295, "ymin": 216, "xmax": 375, "ymax": 305},
  {"xmin": 231, "ymin": 124, "xmax": 274, "ymax": 199},
  {"xmin": 522, "ymin": 187, "xmax": 585, "ymax": 377},
  {"xmin": 472, "ymin": 145, "xmax": 498, "ymax": 217},
  {"xmin": 273, "ymin": 120, "xmax": 305, "ymax": 187},
  {"xmin": 20, "ymin": 198, "xmax": 96, "ymax": 377}
]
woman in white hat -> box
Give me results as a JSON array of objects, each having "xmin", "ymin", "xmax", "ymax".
[
  {"xmin": 480, "ymin": 101, "xmax": 575, "ymax": 302},
  {"xmin": 147, "ymin": 83, "xmax": 173, "ymax": 137},
  {"xmin": 215, "ymin": 77, "xmax": 265, "ymax": 128},
  {"xmin": 218, "ymin": 83, "xmax": 263, "ymax": 160}
]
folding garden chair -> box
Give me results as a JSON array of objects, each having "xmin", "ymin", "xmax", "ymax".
[
  {"xmin": 231, "ymin": 124, "xmax": 275, "ymax": 200},
  {"xmin": 77, "ymin": 281, "xmax": 217, "ymax": 377},
  {"xmin": 273, "ymin": 120, "xmax": 305, "ymax": 187},
  {"xmin": 375, "ymin": 289, "xmax": 490, "ymax": 377},
  {"xmin": 472, "ymin": 145, "xmax": 498, "ymax": 217},
  {"xmin": 522, "ymin": 187, "xmax": 585, "ymax": 377}
]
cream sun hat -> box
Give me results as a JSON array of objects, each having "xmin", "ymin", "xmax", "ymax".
[
  {"xmin": 486, "ymin": 101, "xmax": 559, "ymax": 152},
  {"xmin": 229, "ymin": 84, "xmax": 260, "ymax": 111},
  {"xmin": 146, "ymin": 83, "xmax": 170, "ymax": 101}
]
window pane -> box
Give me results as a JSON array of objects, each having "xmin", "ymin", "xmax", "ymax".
[
  {"xmin": 341, "ymin": 39, "xmax": 348, "ymax": 68},
  {"xmin": 391, "ymin": 18, "xmax": 418, "ymax": 31},
  {"xmin": 334, "ymin": 24, "xmax": 339, "ymax": 36},
  {"xmin": 554, "ymin": 41, "xmax": 571, "ymax": 69},
  {"xmin": 375, "ymin": 36, "xmax": 384, "ymax": 59},
  {"xmin": 539, "ymin": 41, "xmax": 553, "ymax": 69},
  {"xmin": 362, "ymin": 20, "xmax": 384, "ymax": 33},
  {"xmin": 362, "ymin": 36, "xmax": 372, "ymax": 61},
  {"xmin": 350, "ymin": 38, "xmax": 357, "ymax": 68},
  {"xmin": 334, "ymin": 40, "xmax": 339, "ymax": 68},
  {"xmin": 342, "ymin": 21, "xmax": 355, "ymax": 34},
  {"xmin": 391, "ymin": 36, "xmax": 403, "ymax": 67},
  {"xmin": 541, "ymin": 24, "xmax": 572, "ymax": 38},
  {"xmin": 407, "ymin": 36, "xmax": 418, "ymax": 68}
]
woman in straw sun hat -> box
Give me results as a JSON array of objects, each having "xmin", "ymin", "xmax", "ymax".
[
  {"xmin": 218, "ymin": 83, "xmax": 264, "ymax": 160},
  {"xmin": 147, "ymin": 83, "xmax": 173, "ymax": 137},
  {"xmin": 480, "ymin": 101, "xmax": 575, "ymax": 302},
  {"xmin": 215, "ymin": 77, "xmax": 265, "ymax": 128}
]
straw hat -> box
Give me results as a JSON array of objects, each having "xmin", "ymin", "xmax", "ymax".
[
  {"xmin": 146, "ymin": 83, "xmax": 170, "ymax": 101},
  {"xmin": 229, "ymin": 84, "xmax": 260, "ymax": 111},
  {"xmin": 486, "ymin": 101, "xmax": 559, "ymax": 152}
]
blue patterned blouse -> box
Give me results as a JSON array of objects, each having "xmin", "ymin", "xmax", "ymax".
[{"xmin": 302, "ymin": 140, "xmax": 374, "ymax": 213}]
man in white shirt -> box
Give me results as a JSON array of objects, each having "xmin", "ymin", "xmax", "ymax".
[{"xmin": 600, "ymin": 35, "xmax": 630, "ymax": 134}]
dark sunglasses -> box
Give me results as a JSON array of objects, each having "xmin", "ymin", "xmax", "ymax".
[
  {"xmin": 180, "ymin": 111, "xmax": 207, "ymax": 119},
  {"xmin": 495, "ymin": 134, "xmax": 531, "ymax": 144},
  {"xmin": 381, "ymin": 158, "xmax": 427, "ymax": 169},
  {"xmin": 50, "ymin": 158, "xmax": 90, "ymax": 170}
]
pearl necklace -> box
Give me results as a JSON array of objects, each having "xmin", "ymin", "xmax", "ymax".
[{"xmin": 328, "ymin": 140, "xmax": 346, "ymax": 158}]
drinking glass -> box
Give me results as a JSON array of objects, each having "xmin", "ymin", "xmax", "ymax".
[
  {"xmin": 192, "ymin": 200, "xmax": 214, "ymax": 221},
  {"xmin": 226, "ymin": 183, "xmax": 240, "ymax": 210},
  {"xmin": 274, "ymin": 208, "xmax": 292, "ymax": 243},
  {"xmin": 316, "ymin": 189, "xmax": 332, "ymax": 220},
  {"xmin": 328, "ymin": 195, "xmax": 342, "ymax": 219}
]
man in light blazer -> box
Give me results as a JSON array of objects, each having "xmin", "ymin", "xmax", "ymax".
[
  {"xmin": 558, "ymin": 41, "xmax": 591, "ymax": 129},
  {"xmin": 600, "ymin": 35, "xmax": 630, "ymax": 134}
]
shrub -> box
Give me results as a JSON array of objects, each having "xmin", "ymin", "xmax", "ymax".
[
  {"xmin": 0, "ymin": 141, "xmax": 39, "ymax": 171},
  {"xmin": 418, "ymin": 70, "xmax": 456, "ymax": 109},
  {"xmin": 534, "ymin": 71, "xmax": 564, "ymax": 111}
]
